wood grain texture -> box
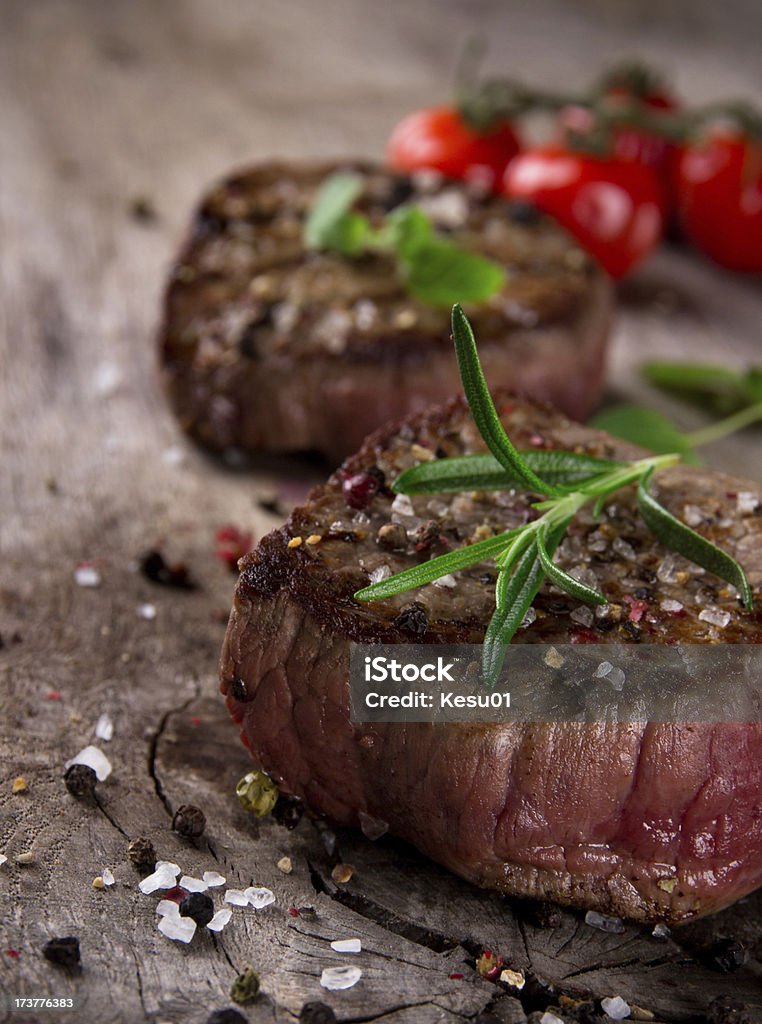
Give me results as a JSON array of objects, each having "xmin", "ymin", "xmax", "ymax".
[{"xmin": 1, "ymin": 2, "xmax": 761, "ymax": 1023}]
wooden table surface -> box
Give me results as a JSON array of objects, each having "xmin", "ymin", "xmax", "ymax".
[{"xmin": 1, "ymin": 2, "xmax": 761, "ymax": 1023}]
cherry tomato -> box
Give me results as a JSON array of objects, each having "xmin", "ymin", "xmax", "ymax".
[
  {"xmin": 503, "ymin": 146, "xmax": 664, "ymax": 278},
  {"xmin": 387, "ymin": 105, "xmax": 520, "ymax": 191},
  {"xmin": 673, "ymin": 129, "xmax": 762, "ymax": 272}
]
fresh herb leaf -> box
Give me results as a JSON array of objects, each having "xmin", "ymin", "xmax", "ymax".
[
  {"xmin": 637, "ymin": 468, "xmax": 753, "ymax": 609},
  {"xmin": 304, "ymin": 173, "xmax": 364, "ymax": 251},
  {"xmin": 591, "ymin": 404, "xmax": 699, "ymax": 462},
  {"xmin": 393, "ymin": 450, "xmax": 622, "ymax": 495},
  {"xmin": 452, "ymin": 305, "xmax": 565, "ymax": 496},
  {"xmin": 536, "ymin": 523, "xmax": 606, "ymax": 605},
  {"xmin": 642, "ymin": 361, "xmax": 751, "ymax": 414},
  {"xmin": 744, "ymin": 368, "xmax": 762, "ymax": 403},
  {"xmin": 482, "ymin": 519, "xmax": 569, "ymax": 687},
  {"xmin": 304, "ymin": 174, "xmax": 505, "ymax": 307},
  {"xmin": 402, "ymin": 241, "xmax": 506, "ymax": 306},
  {"xmin": 354, "ymin": 528, "xmax": 523, "ymax": 602}
]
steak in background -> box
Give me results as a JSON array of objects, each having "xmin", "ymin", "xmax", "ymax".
[
  {"xmin": 220, "ymin": 393, "xmax": 762, "ymax": 923},
  {"xmin": 159, "ymin": 162, "xmax": 612, "ymax": 463}
]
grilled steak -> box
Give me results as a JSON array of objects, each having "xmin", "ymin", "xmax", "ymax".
[
  {"xmin": 159, "ymin": 162, "xmax": 612, "ymax": 462},
  {"xmin": 219, "ymin": 394, "xmax": 762, "ymax": 922}
]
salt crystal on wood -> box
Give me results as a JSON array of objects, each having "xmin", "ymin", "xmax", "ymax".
[
  {"xmin": 95, "ymin": 714, "xmax": 114, "ymax": 742},
  {"xmin": 601, "ymin": 995, "xmax": 631, "ymax": 1020},
  {"xmin": 245, "ymin": 886, "xmax": 275, "ymax": 909},
  {"xmin": 358, "ymin": 811, "xmax": 388, "ymax": 841},
  {"xmin": 0, "ymin": 854, "xmax": 7, "ymax": 866},
  {"xmin": 203, "ymin": 871, "xmax": 226, "ymax": 888},
  {"xmin": 224, "ymin": 889, "xmax": 250, "ymax": 907},
  {"xmin": 65, "ymin": 745, "xmax": 112, "ymax": 781},
  {"xmin": 585, "ymin": 910, "xmax": 625, "ymax": 934},
  {"xmin": 179, "ymin": 875, "xmax": 208, "ymax": 893},
  {"xmin": 540, "ymin": 1014, "xmax": 564, "ymax": 1024},
  {"xmin": 102, "ymin": 868, "xmax": 115, "ymax": 886},
  {"xmin": 158, "ymin": 913, "xmax": 196, "ymax": 944},
  {"xmin": 330, "ymin": 938, "xmax": 361, "ymax": 953},
  {"xmin": 207, "ymin": 908, "xmax": 233, "ymax": 932},
  {"xmin": 137, "ymin": 603, "xmax": 157, "ymax": 620},
  {"xmin": 320, "ymin": 966, "xmax": 362, "ymax": 990},
  {"xmin": 139, "ymin": 863, "xmax": 181, "ymax": 894},
  {"xmin": 156, "ymin": 900, "xmax": 178, "ymax": 917},
  {"xmin": 74, "ymin": 565, "xmax": 101, "ymax": 588}
]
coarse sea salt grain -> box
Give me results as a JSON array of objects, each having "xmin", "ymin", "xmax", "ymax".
[
  {"xmin": 682, "ymin": 504, "xmax": 704, "ymax": 528},
  {"xmin": 660, "ymin": 598, "xmax": 684, "ymax": 613},
  {"xmin": 595, "ymin": 661, "xmax": 614, "ymax": 679},
  {"xmin": 95, "ymin": 714, "xmax": 114, "ymax": 742},
  {"xmin": 179, "ymin": 875, "xmax": 208, "ymax": 893},
  {"xmin": 74, "ymin": 564, "xmax": 101, "ymax": 588},
  {"xmin": 137, "ymin": 603, "xmax": 157, "ymax": 621},
  {"xmin": 699, "ymin": 607, "xmax": 731, "ymax": 628},
  {"xmin": 245, "ymin": 886, "xmax": 275, "ymax": 909},
  {"xmin": 652, "ymin": 922, "xmax": 671, "ymax": 939},
  {"xmin": 330, "ymin": 938, "xmax": 362, "ymax": 954},
  {"xmin": 391, "ymin": 493, "xmax": 414, "ymax": 518},
  {"xmin": 158, "ymin": 911, "xmax": 196, "ymax": 944},
  {"xmin": 570, "ymin": 605, "xmax": 594, "ymax": 627},
  {"xmin": 433, "ymin": 573, "xmax": 457, "ymax": 589},
  {"xmin": 369, "ymin": 565, "xmax": 391, "ymax": 585},
  {"xmin": 601, "ymin": 995, "xmax": 631, "ymax": 1020},
  {"xmin": 162, "ymin": 445, "xmax": 186, "ymax": 467},
  {"xmin": 65, "ymin": 745, "xmax": 112, "ymax": 781},
  {"xmin": 156, "ymin": 900, "xmax": 179, "ymax": 917},
  {"xmin": 207, "ymin": 908, "xmax": 232, "ymax": 932},
  {"xmin": 92, "ymin": 361, "xmax": 123, "ymax": 397},
  {"xmin": 0, "ymin": 854, "xmax": 7, "ymax": 867},
  {"xmin": 203, "ymin": 871, "xmax": 226, "ymax": 888},
  {"xmin": 102, "ymin": 868, "xmax": 115, "ymax": 886},
  {"xmin": 540, "ymin": 1014, "xmax": 564, "ymax": 1024},
  {"xmin": 224, "ymin": 889, "xmax": 250, "ymax": 907},
  {"xmin": 585, "ymin": 910, "xmax": 625, "ymax": 934},
  {"xmin": 139, "ymin": 862, "xmax": 181, "ymax": 895},
  {"xmin": 320, "ymin": 965, "xmax": 362, "ymax": 991}
]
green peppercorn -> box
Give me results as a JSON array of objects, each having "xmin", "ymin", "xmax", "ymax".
[
  {"xmin": 235, "ymin": 771, "xmax": 278, "ymax": 817},
  {"xmin": 230, "ymin": 966, "xmax": 260, "ymax": 1005}
]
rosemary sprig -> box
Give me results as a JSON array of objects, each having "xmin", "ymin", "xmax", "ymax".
[{"xmin": 355, "ymin": 305, "xmax": 754, "ymax": 687}]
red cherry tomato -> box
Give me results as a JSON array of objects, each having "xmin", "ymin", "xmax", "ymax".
[
  {"xmin": 387, "ymin": 105, "xmax": 520, "ymax": 191},
  {"xmin": 673, "ymin": 130, "xmax": 762, "ymax": 272},
  {"xmin": 503, "ymin": 146, "xmax": 664, "ymax": 278},
  {"xmin": 559, "ymin": 90, "xmax": 678, "ymax": 181}
]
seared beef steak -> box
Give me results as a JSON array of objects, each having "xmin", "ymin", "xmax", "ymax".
[
  {"xmin": 160, "ymin": 162, "xmax": 612, "ymax": 462},
  {"xmin": 220, "ymin": 395, "xmax": 762, "ymax": 922}
]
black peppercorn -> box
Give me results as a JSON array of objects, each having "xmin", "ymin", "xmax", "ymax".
[
  {"xmin": 707, "ymin": 938, "xmax": 748, "ymax": 974},
  {"xmin": 64, "ymin": 764, "xmax": 97, "ymax": 800},
  {"xmin": 393, "ymin": 602, "xmax": 429, "ymax": 636},
  {"xmin": 127, "ymin": 836, "xmax": 157, "ymax": 875},
  {"xmin": 708, "ymin": 994, "xmax": 751, "ymax": 1024},
  {"xmin": 179, "ymin": 892, "xmax": 215, "ymax": 928},
  {"xmin": 272, "ymin": 793, "xmax": 305, "ymax": 830},
  {"xmin": 507, "ymin": 198, "xmax": 541, "ymax": 225},
  {"xmin": 172, "ymin": 804, "xmax": 206, "ymax": 839},
  {"xmin": 230, "ymin": 677, "xmax": 249, "ymax": 702},
  {"xmin": 206, "ymin": 1010, "xmax": 248, "ymax": 1024},
  {"xmin": 300, "ymin": 1001, "xmax": 338, "ymax": 1024},
  {"xmin": 43, "ymin": 936, "xmax": 80, "ymax": 968}
]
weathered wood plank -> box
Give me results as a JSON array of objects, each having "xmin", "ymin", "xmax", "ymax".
[{"xmin": 1, "ymin": 1, "xmax": 761, "ymax": 1022}]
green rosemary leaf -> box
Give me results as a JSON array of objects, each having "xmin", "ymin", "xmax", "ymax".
[
  {"xmin": 353, "ymin": 528, "xmax": 523, "ymax": 602},
  {"xmin": 451, "ymin": 306, "xmax": 565, "ymax": 496},
  {"xmin": 403, "ymin": 242, "xmax": 505, "ymax": 306},
  {"xmin": 482, "ymin": 519, "xmax": 570, "ymax": 687},
  {"xmin": 638, "ymin": 468, "xmax": 753, "ymax": 610},
  {"xmin": 536, "ymin": 523, "xmax": 606, "ymax": 605},
  {"xmin": 643, "ymin": 359, "xmax": 762, "ymax": 416},
  {"xmin": 591, "ymin": 404, "xmax": 699, "ymax": 463},
  {"xmin": 304, "ymin": 172, "xmax": 365, "ymax": 251},
  {"xmin": 393, "ymin": 451, "xmax": 622, "ymax": 495}
]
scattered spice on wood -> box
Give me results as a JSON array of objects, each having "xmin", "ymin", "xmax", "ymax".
[
  {"xmin": 140, "ymin": 549, "xmax": 197, "ymax": 589},
  {"xmin": 299, "ymin": 1002, "xmax": 338, "ymax": 1024},
  {"xmin": 215, "ymin": 525, "xmax": 254, "ymax": 571},
  {"xmin": 272, "ymin": 793, "xmax": 304, "ymax": 829},
  {"xmin": 11, "ymin": 777, "xmax": 28, "ymax": 794},
  {"xmin": 230, "ymin": 966, "xmax": 260, "ymax": 1005},
  {"xmin": 236, "ymin": 770, "xmax": 278, "ymax": 817},
  {"xmin": 706, "ymin": 938, "xmax": 748, "ymax": 974},
  {"xmin": 179, "ymin": 892, "xmax": 215, "ymax": 927},
  {"xmin": 206, "ymin": 1010, "xmax": 248, "ymax": 1024},
  {"xmin": 277, "ymin": 856, "xmax": 293, "ymax": 874},
  {"xmin": 42, "ymin": 936, "xmax": 80, "ymax": 968},
  {"xmin": 47, "ymin": 690, "xmax": 62, "ymax": 701},
  {"xmin": 127, "ymin": 836, "xmax": 157, "ymax": 875},
  {"xmin": 16, "ymin": 852, "xmax": 34, "ymax": 865},
  {"xmin": 172, "ymin": 804, "xmax": 206, "ymax": 839},
  {"xmin": 6, "ymin": 949, "xmax": 20, "ymax": 959},
  {"xmin": 129, "ymin": 196, "xmax": 158, "ymax": 224},
  {"xmin": 330, "ymin": 863, "xmax": 355, "ymax": 885},
  {"xmin": 64, "ymin": 763, "xmax": 97, "ymax": 800}
]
